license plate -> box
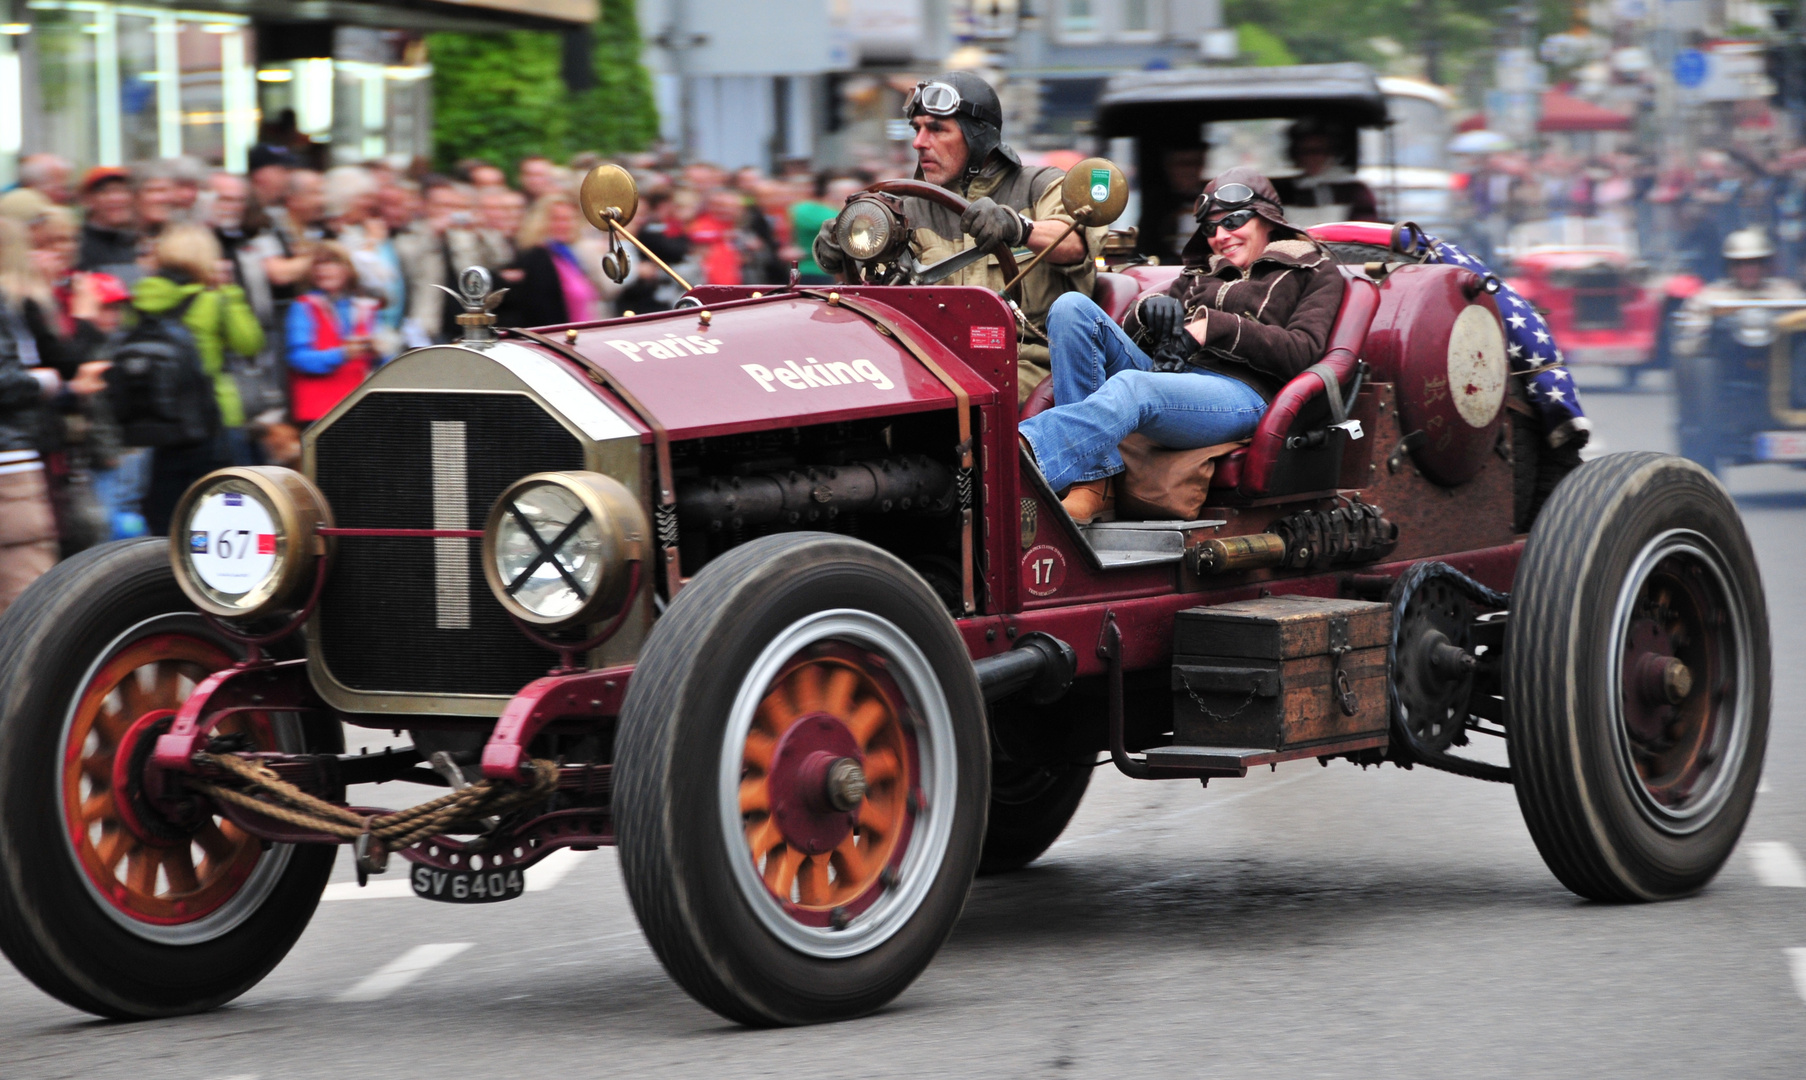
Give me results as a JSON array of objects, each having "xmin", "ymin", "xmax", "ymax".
[
  {"xmin": 410, "ymin": 862, "xmax": 525, "ymax": 904},
  {"xmin": 1755, "ymin": 431, "xmax": 1806, "ymax": 461}
]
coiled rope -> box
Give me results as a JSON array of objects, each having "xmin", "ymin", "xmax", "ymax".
[{"xmin": 188, "ymin": 752, "xmax": 561, "ymax": 852}]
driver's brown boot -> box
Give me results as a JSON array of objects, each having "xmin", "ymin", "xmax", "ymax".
[{"xmin": 1061, "ymin": 478, "xmax": 1114, "ymax": 524}]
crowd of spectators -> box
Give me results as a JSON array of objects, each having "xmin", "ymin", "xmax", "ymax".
[
  {"xmin": 0, "ymin": 145, "xmax": 887, "ymax": 612},
  {"xmin": 1453, "ymin": 144, "xmax": 1806, "ymax": 281}
]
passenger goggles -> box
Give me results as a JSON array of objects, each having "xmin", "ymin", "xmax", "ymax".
[
  {"xmin": 1200, "ymin": 208, "xmax": 1259, "ymax": 237},
  {"xmin": 906, "ymin": 82, "xmax": 963, "ymax": 118},
  {"xmin": 1196, "ymin": 182, "xmax": 1259, "ymax": 221}
]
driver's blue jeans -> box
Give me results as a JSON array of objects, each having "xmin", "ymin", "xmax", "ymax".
[{"xmin": 1019, "ymin": 293, "xmax": 1267, "ymax": 492}]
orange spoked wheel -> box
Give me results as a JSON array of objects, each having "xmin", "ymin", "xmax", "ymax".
[
  {"xmin": 738, "ymin": 646, "xmax": 917, "ymax": 928},
  {"xmin": 0, "ymin": 539, "xmax": 336, "ymax": 1019},
  {"xmin": 61, "ymin": 631, "xmax": 276, "ymax": 932},
  {"xmin": 615, "ymin": 534, "xmax": 987, "ymax": 1025}
]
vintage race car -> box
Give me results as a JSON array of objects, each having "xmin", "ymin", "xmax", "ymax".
[
  {"xmin": 1499, "ymin": 217, "xmax": 1665, "ymax": 384},
  {"xmin": 0, "ymin": 164, "xmax": 1770, "ymax": 1027},
  {"xmin": 1675, "ymin": 295, "xmax": 1806, "ymax": 472}
]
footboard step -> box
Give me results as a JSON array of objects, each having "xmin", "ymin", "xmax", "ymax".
[{"xmin": 1142, "ymin": 734, "xmax": 1388, "ymax": 777}]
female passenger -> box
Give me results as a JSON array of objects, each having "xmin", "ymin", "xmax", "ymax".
[{"xmin": 1019, "ymin": 168, "xmax": 1346, "ymax": 522}]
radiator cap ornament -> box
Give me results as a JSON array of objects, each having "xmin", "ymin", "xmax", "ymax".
[{"xmin": 433, "ymin": 266, "xmax": 508, "ymax": 345}]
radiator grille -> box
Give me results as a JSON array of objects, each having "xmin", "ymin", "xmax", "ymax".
[{"xmin": 312, "ymin": 391, "xmax": 585, "ymax": 699}]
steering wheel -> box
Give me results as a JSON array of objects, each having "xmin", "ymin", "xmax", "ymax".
[{"xmin": 857, "ymin": 179, "xmax": 1022, "ymax": 286}]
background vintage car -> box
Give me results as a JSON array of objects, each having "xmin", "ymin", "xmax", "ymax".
[{"xmin": 1499, "ymin": 216, "xmax": 1667, "ymax": 385}]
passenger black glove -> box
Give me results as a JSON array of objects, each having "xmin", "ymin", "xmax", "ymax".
[
  {"xmin": 960, "ymin": 197, "xmax": 1029, "ymax": 251},
  {"xmin": 813, "ymin": 220, "xmax": 846, "ymax": 275},
  {"xmin": 1140, "ymin": 295, "xmax": 1187, "ymax": 344}
]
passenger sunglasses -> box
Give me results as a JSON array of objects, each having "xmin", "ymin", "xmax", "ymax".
[{"xmin": 1201, "ymin": 208, "xmax": 1259, "ymax": 237}]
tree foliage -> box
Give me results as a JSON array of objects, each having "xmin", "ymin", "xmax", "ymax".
[
  {"xmin": 1225, "ymin": 0, "xmax": 1576, "ymax": 84},
  {"xmin": 428, "ymin": 0, "xmax": 658, "ymax": 174}
]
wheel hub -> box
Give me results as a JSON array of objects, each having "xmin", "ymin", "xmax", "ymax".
[{"xmin": 768, "ymin": 714, "xmax": 864, "ymax": 855}]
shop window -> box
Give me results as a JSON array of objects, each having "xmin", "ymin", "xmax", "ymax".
[{"xmin": 1057, "ymin": 0, "xmax": 1098, "ymax": 39}]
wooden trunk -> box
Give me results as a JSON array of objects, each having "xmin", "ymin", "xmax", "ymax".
[{"xmin": 1171, "ymin": 595, "xmax": 1392, "ymax": 752}]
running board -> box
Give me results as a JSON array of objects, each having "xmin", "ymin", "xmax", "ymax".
[{"xmin": 1140, "ymin": 734, "xmax": 1389, "ymax": 778}]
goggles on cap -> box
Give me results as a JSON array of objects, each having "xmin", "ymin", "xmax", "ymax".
[
  {"xmin": 906, "ymin": 81, "xmax": 963, "ymax": 118},
  {"xmin": 1196, "ymin": 182, "xmax": 1259, "ymax": 221}
]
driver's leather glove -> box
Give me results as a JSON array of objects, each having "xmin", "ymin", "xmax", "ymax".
[
  {"xmin": 1140, "ymin": 294, "xmax": 1188, "ymax": 345},
  {"xmin": 813, "ymin": 220, "xmax": 847, "ymax": 274},
  {"xmin": 961, "ymin": 197, "xmax": 1030, "ymax": 252}
]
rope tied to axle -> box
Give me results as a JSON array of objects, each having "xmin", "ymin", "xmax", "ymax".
[{"xmin": 187, "ymin": 752, "xmax": 561, "ymax": 853}]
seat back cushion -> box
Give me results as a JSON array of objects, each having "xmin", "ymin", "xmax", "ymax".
[
  {"xmin": 1237, "ymin": 270, "xmax": 1381, "ymax": 496},
  {"xmin": 1092, "ymin": 272, "xmax": 1142, "ymax": 325}
]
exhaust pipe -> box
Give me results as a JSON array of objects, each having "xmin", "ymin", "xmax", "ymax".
[{"xmin": 973, "ymin": 633, "xmax": 1076, "ymax": 705}]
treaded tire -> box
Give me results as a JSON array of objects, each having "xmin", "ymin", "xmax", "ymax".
[
  {"xmin": 613, "ymin": 533, "xmax": 987, "ymax": 1025},
  {"xmin": 0, "ymin": 539, "xmax": 337, "ymax": 1019},
  {"xmin": 978, "ymin": 761, "xmax": 1090, "ymax": 875},
  {"xmin": 1506, "ymin": 453, "xmax": 1769, "ymax": 901}
]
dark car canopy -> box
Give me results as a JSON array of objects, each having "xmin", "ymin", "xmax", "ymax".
[{"xmin": 1096, "ymin": 62, "xmax": 1390, "ymax": 140}]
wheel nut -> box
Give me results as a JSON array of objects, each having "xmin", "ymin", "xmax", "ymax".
[
  {"xmin": 1662, "ymin": 658, "xmax": 1693, "ymax": 703},
  {"xmin": 824, "ymin": 757, "xmax": 867, "ymax": 812}
]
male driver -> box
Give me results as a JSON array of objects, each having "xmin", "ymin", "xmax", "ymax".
[
  {"xmin": 813, "ymin": 71, "xmax": 1106, "ymax": 403},
  {"xmin": 1674, "ymin": 228, "xmax": 1804, "ymax": 358}
]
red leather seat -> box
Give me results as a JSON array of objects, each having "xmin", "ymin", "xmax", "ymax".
[
  {"xmin": 1210, "ymin": 267, "xmax": 1380, "ymax": 494},
  {"xmin": 1092, "ymin": 272, "xmax": 1141, "ymax": 324},
  {"xmin": 1018, "ymin": 266, "xmax": 1381, "ymax": 501}
]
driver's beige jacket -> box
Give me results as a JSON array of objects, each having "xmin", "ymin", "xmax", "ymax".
[{"xmin": 906, "ymin": 167, "xmax": 1107, "ymax": 404}]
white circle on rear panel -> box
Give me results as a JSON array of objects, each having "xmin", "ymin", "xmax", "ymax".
[
  {"xmin": 1447, "ymin": 304, "xmax": 1507, "ymax": 428},
  {"xmin": 187, "ymin": 489, "xmax": 279, "ymax": 596}
]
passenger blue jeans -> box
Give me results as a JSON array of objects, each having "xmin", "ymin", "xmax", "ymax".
[{"xmin": 1019, "ymin": 292, "xmax": 1267, "ymax": 492}]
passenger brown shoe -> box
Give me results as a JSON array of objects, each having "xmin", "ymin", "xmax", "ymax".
[{"xmin": 1060, "ymin": 478, "xmax": 1114, "ymax": 524}]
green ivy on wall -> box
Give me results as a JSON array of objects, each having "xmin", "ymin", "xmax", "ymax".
[{"xmin": 427, "ymin": 0, "xmax": 658, "ymax": 175}]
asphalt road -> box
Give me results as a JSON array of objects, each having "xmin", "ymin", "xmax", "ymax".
[{"xmin": 3, "ymin": 370, "xmax": 1803, "ymax": 1079}]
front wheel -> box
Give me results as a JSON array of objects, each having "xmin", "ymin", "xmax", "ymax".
[
  {"xmin": 0, "ymin": 539, "xmax": 338, "ymax": 1019},
  {"xmin": 1506, "ymin": 453, "xmax": 1769, "ymax": 901},
  {"xmin": 613, "ymin": 533, "xmax": 988, "ymax": 1025}
]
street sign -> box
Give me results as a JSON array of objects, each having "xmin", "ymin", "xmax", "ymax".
[{"xmin": 1674, "ymin": 49, "xmax": 1708, "ymax": 88}]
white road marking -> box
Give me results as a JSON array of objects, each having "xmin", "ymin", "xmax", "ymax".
[
  {"xmin": 1787, "ymin": 949, "xmax": 1806, "ymax": 1005},
  {"xmin": 1750, "ymin": 841, "xmax": 1806, "ymax": 888},
  {"xmin": 525, "ymin": 847, "xmax": 592, "ymax": 892},
  {"xmin": 1759, "ymin": 775, "xmax": 1771, "ymax": 794},
  {"xmin": 321, "ymin": 878, "xmax": 415, "ymax": 901},
  {"xmin": 337, "ymin": 942, "xmax": 472, "ymax": 1002}
]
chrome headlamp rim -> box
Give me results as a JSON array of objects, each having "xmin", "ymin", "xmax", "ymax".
[
  {"xmin": 836, "ymin": 197, "xmax": 900, "ymax": 263},
  {"xmin": 481, "ymin": 471, "xmax": 647, "ymax": 629},
  {"xmin": 168, "ymin": 466, "xmax": 333, "ymax": 620}
]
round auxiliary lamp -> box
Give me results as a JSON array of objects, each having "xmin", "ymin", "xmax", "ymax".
[{"xmin": 168, "ymin": 467, "xmax": 334, "ymax": 622}]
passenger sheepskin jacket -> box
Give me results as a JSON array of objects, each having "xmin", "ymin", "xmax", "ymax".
[{"xmin": 1125, "ymin": 237, "xmax": 1345, "ymax": 402}]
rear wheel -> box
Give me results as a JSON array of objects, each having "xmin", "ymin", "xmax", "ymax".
[
  {"xmin": 979, "ymin": 760, "xmax": 1090, "ymax": 874},
  {"xmin": 1506, "ymin": 453, "xmax": 1768, "ymax": 901},
  {"xmin": 0, "ymin": 539, "xmax": 337, "ymax": 1019},
  {"xmin": 613, "ymin": 533, "xmax": 987, "ymax": 1025}
]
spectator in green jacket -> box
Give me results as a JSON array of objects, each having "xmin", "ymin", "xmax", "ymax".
[{"xmin": 132, "ymin": 223, "xmax": 265, "ymax": 533}]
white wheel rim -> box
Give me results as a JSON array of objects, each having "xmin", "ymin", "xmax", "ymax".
[
  {"xmin": 58, "ymin": 613, "xmax": 298, "ymax": 945},
  {"xmin": 717, "ymin": 609, "xmax": 957, "ymax": 959},
  {"xmin": 1604, "ymin": 529, "xmax": 1754, "ymax": 835}
]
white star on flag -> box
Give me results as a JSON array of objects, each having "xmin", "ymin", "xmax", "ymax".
[
  {"xmin": 1552, "ymin": 368, "xmax": 1570, "ymax": 381},
  {"xmin": 1508, "ymin": 295, "xmax": 1528, "ymax": 308},
  {"xmin": 1508, "ymin": 314, "xmax": 1528, "ymax": 328},
  {"xmin": 1508, "ymin": 342, "xmax": 1524, "ymax": 358},
  {"xmin": 1546, "ymin": 387, "xmax": 1566, "ymax": 402},
  {"xmin": 1530, "ymin": 352, "xmax": 1546, "ymax": 365},
  {"xmin": 1533, "ymin": 329, "xmax": 1551, "ymax": 343}
]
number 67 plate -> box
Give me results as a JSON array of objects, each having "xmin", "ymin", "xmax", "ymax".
[{"xmin": 411, "ymin": 863, "xmax": 525, "ymax": 904}]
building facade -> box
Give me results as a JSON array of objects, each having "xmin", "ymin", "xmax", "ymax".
[{"xmin": 0, "ymin": 0, "xmax": 594, "ymax": 183}]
